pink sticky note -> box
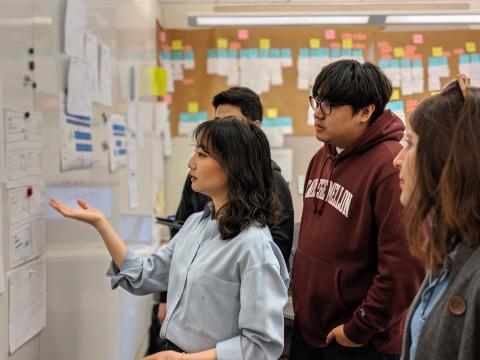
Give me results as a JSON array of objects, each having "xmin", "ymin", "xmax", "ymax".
[
  {"xmin": 238, "ymin": 29, "xmax": 249, "ymax": 40},
  {"xmin": 325, "ymin": 29, "xmax": 335, "ymax": 40},
  {"xmin": 160, "ymin": 31, "xmax": 167, "ymax": 43},
  {"xmin": 412, "ymin": 34, "xmax": 424, "ymax": 45},
  {"xmin": 164, "ymin": 94, "xmax": 172, "ymax": 104}
]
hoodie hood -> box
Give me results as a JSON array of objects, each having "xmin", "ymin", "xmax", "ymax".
[{"xmin": 325, "ymin": 110, "xmax": 405, "ymax": 159}]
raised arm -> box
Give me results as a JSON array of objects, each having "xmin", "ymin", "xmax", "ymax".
[{"xmin": 49, "ymin": 198, "xmax": 127, "ymax": 268}]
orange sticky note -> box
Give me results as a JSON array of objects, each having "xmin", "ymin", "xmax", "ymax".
[
  {"xmin": 325, "ymin": 29, "xmax": 336, "ymax": 40},
  {"xmin": 238, "ymin": 29, "xmax": 249, "ymax": 40},
  {"xmin": 229, "ymin": 42, "xmax": 241, "ymax": 50},
  {"xmin": 352, "ymin": 33, "xmax": 367, "ymax": 41},
  {"xmin": 267, "ymin": 108, "xmax": 278, "ymax": 119},
  {"xmin": 217, "ymin": 38, "xmax": 228, "ymax": 49},
  {"xmin": 341, "ymin": 33, "xmax": 353, "ymax": 40},
  {"xmin": 342, "ymin": 39, "xmax": 353, "ymax": 49},
  {"xmin": 412, "ymin": 34, "xmax": 423, "ymax": 45},
  {"xmin": 188, "ymin": 102, "xmax": 199, "ymax": 113},
  {"xmin": 259, "ymin": 38, "xmax": 270, "ymax": 49},
  {"xmin": 466, "ymin": 42, "xmax": 477, "ymax": 53},
  {"xmin": 310, "ymin": 38, "xmax": 321, "ymax": 48},
  {"xmin": 393, "ymin": 47, "xmax": 405, "ymax": 58},
  {"xmin": 171, "ymin": 39, "xmax": 183, "ymax": 51},
  {"xmin": 353, "ymin": 43, "xmax": 366, "ymax": 49},
  {"xmin": 432, "ymin": 47, "xmax": 443, "ymax": 57},
  {"xmin": 453, "ymin": 48, "xmax": 465, "ymax": 55},
  {"xmin": 391, "ymin": 90, "xmax": 400, "ymax": 101}
]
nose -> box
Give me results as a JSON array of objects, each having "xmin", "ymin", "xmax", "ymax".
[
  {"xmin": 392, "ymin": 148, "xmax": 404, "ymax": 170},
  {"xmin": 187, "ymin": 154, "xmax": 196, "ymax": 171},
  {"xmin": 314, "ymin": 106, "xmax": 325, "ymax": 120}
]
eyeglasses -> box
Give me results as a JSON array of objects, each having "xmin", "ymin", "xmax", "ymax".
[
  {"xmin": 441, "ymin": 74, "xmax": 470, "ymax": 99},
  {"xmin": 309, "ymin": 96, "xmax": 348, "ymax": 116}
]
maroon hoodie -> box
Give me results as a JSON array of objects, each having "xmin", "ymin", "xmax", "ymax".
[{"xmin": 292, "ymin": 110, "xmax": 425, "ymax": 354}]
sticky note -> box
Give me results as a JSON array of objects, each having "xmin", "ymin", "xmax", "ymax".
[
  {"xmin": 341, "ymin": 33, "xmax": 353, "ymax": 40},
  {"xmin": 342, "ymin": 39, "xmax": 353, "ymax": 49},
  {"xmin": 171, "ymin": 39, "xmax": 182, "ymax": 51},
  {"xmin": 160, "ymin": 31, "xmax": 167, "ymax": 43},
  {"xmin": 188, "ymin": 102, "xmax": 199, "ymax": 113},
  {"xmin": 149, "ymin": 67, "xmax": 167, "ymax": 96},
  {"xmin": 310, "ymin": 38, "xmax": 321, "ymax": 48},
  {"xmin": 430, "ymin": 91, "xmax": 440, "ymax": 96},
  {"xmin": 229, "ymin": 42, "xmax": 241, "ymax": 50},
  {"xmin": 325, "ymin": 29, "xmax": 336, "ymax": 40},
  {"xmin": 352, "ymin": 33, "xmax": 367, "ymax": 41},
  {"xmin": 164, "ymin": 94, "xmax": 172, "ymax": 104},
  {"xmin": 182, "ymin": 78, "xmax": 194, "ymax": 85},
  {"xmin": 432, "ymin": 47, "xmax": 443, "ymax": 57},
  {"xmin": 466, "ymin": 42, "xmax": 477, "ymax": 53},
  {"xmin": 267, "ymin": 108, "xmax": 278, "ymax": 119},
  {"xmin": 259, "ymin": 38, "xmax": 271, "ymax": 49},
  {"xmin": 217, "ymin": 38, "xmax": 228, "ymax": 49},
  {"xmin": 391, "ymin": 89, "xmax": 400, "ymax": 101},
  {"xmin": 238, "ymin": 29, "xmax": 249, "ymax": 40},
  {"xmin": 393, "ymin": 47, "xmax": 405, "ymax": 58},
  {"xmin": 453, "ymin": 48, "xmax": 465, "ymax": 55},
  {"xmin": 412, "ymin": 34, "xmax": 423, "ymax": 45}
]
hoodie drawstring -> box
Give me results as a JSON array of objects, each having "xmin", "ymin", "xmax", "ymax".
[{"xmin": 313, "ymin": 154, "xmax": 337, "ymax": 214}]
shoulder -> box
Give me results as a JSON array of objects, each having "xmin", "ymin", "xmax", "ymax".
[{"xmin": 235, "ymin": 224, "xmax": 284, "ymax": 267}]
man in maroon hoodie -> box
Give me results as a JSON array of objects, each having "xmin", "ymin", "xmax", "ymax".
[{"xmin": 290, "ymin": 60, "xmax": 425, "ymax": 359}]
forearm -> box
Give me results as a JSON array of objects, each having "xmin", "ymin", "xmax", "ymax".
[
  {"xmin": 184, "ymin": 349, "xmax": 216, "ymax": 360},
  {"xmin": 94, "ymin": 217, "xmax": 128, "ymax": 268}
]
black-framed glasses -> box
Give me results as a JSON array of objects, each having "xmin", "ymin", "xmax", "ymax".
[{"xmin": 309, "ymin": 96, "xmax": 348, "ymax": 116}]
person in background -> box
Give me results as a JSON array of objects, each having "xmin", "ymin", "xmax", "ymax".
[
  {"xmin": 394, "ymin": 75, "xmax": 480, "ymax": 360},
  {"xmin": 290, "ymin": 59, "xmax": 425, "ymax": 360},
  {"xmin": 50, "ymin": 118, "xmax": 289, "ymax": 360},
  {"xmin": 147, "ymin": 86, "xmax": 294, "ymax": 355}
]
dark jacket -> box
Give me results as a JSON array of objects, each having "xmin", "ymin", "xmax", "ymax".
[
  {"xmin": 172, "ymin": 160, "xmax": 294, "ymax": 267},
  {"xmin": 402, "ymin": 241, "xmax": 480, "ymax": 360},
  {"xmin": 292, "ymin": 110, "xmax": 425, "ymax": 354}
]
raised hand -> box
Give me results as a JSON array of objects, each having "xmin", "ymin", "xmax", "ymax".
[{"xmin": 49, "ymin": 198, "xmax": 105, "ymax": 227}]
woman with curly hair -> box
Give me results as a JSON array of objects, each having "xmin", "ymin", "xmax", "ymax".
[
  {"xmin": 393, "ymin": 75, "xmax": 480, "ymax": 360},
  {"xmin": 49, "ymin": 117, "xmax": 289, "ymax": 360}
]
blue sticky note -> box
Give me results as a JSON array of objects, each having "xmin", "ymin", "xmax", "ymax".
[
  {"xmin": 470, "ymin": 53, "xmax": 480, "ymax": 63},
  {"xmin": 172, "ymin": 51, "xmax": 183, "ymax": 60},
  {"xmin": 281, "ymin": 48, "xmax": 292, "ymax": 58},
  {"xmin": 259, "ymin": 49, "xmax": 269, "ymax": 58},
  {"xmin": 342, "ymin": 48, "xmax": 352, "ymax": 57},
  {"xmin": 217, "ymin": 49, "xmax": 227, "ymax": 58},
  {"xmin": 386, "ymin": 100, "xmax": 405, "ymax": 111},
  {"xmin": 228, "ymin": 49, "xmax": 237, "ymax": 59},
  {"xmin": 197, "ymin": 112, "xmax": 208, "ymax": 122},
  {"xmin": 319, "ymin": 48, "xmax": 329, "ymax": 57},
  {"xmin": 331, "ymin": 48, "xmax": 341, "ymax": 58},
  {"xmin": 413, "ymin": 60, "xmax": 423, "ymax": 68},
  {"xmin": 276, "ymin": 117, "xmax": 293, "ymax": 127},
  {"xmin": 390, "ymin": 59, "xmax": 400, "ymax": 68},
  {"xmin": 184, "ymin": 51, "xmax": 194, "ymax": 60},
  {"xmin": 459, "ymin": 54, "xmax": 470, "ymax": 64},
  {"xmin": 401, "ymin": 58, "xmax": 411, "ymax": 68},
  {"xmin": 161, "ymin": 51, "xmax": 172, "ymax": 60},
  {"xmin": 180, "ymin": 112, "xmax": 190, "ymax": 122},
  {"xmin": 207, "ymin": 49, "xmax": 217, "ymax": 58},
  {"xmin": 270, "ymin": 48, "xmax": 281, "ymax": 58},
  {"xmin": 311, "ymin": 48, "xmax": 322, "ymax": 58},
  {"xmin": 240, "ymin": 49, "xmax": 248, "ymax": 58},
  {"xmin": 352, "ymin": 49, "xmax": 362, "ymax": 58},
  {"xmin": 299, "ymin": 48, "xmax": 310, "ymax": 58},
  {"xmin": 250, "ymin": 48, "xmax": 259, "ymax": 58},
  {"xmin": 379, "ymin": 59, "xmax": 390, "ymax": 69}
]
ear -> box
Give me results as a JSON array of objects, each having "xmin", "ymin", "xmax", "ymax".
[
  {"xmin": 358, "ymin": 104, "xmax": 375, "ymax": 124},
  {"xmin": 252, "ymin": 120, "xmax": 261, "ymax": 127}
]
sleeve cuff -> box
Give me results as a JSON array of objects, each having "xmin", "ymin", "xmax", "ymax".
[
  {"xmin": 106, "ymin": 249, "xmax": 143, "ymax": 289},
  {"xmin": 216, "ymin": 336, "xmax": 242, "ymax": 360},
  {"xmin": 343, "ymin": 313, "xmax": 374, "ymax": 345}
]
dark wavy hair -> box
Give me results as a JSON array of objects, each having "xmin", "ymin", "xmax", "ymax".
[
  {"xmin": 405, "ymin": 84, "xmax": 480, "ymax": 274},
  {"xmin": 192, "ymin": 117, "xmax": 280, "ymax": 240}
]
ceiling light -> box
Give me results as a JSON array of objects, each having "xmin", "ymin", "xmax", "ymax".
[
  {"xmin": 190, "ymin": 15, "xmax": 370, "ymax": 27},
  {"xmin": 385, "ymin": 14, "xmax": 480, "ymax": 24}
]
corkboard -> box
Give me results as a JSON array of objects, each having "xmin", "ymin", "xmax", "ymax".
[
  {"xmin": 158, "ymin": 26, "xmax": 379, "ymax": 136},
  {"xmin": 374, "ymin": 29, "xmax": 480, "ymax": 117}
]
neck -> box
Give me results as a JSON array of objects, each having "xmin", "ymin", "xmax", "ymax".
[{"xmin": 211, "ymin": 195, "xmax": 229, "ymax": 218}]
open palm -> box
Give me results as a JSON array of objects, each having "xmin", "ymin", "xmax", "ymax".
[{"xmin": 49, "ymin": 198, "xmax": 105, "ymax": 226}]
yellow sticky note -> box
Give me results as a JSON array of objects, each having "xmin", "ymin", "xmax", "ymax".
[
  {"xmin": 267, "ymin": 108, "xmax": 278, "ymax": 119},
  {"xmin": 393, "ymin": 47, "xmax": 405, "ymax": 58},
  {"xmin": 466, "ymin": 42, "xmax": 477, "ymax": 53},
  {"xmin": 259, "ymin": 38, "xmax": 271, "ymax": 49},
  {"xmin": 430, "ymin": 91, "xmax": 440, "ymax": 96},
  {"xmin": 432, "ymin": 47, "xmax": 443, "ymax": 57},
  {"xmin": 188, "ymin": 102, "xmax": 199, "ymax": 113},
  {"xmin": 391, "ymin": 90, "xmax": 400, "ymax": 101},
  {"xmin": 342, "ymin": 39, "xmax": 353, "ymax": 49},
  {"xmin": 217, "ymin": 38, "xmax": 228, "ymax": 49},
  {"xmin": 309, "ymin": 38, "xmax": 321, "ymax": 48},
  {"xmin": 171, "ymin": 39, "xmax": 182, "ymax": 51},
  {"xmin": 149, "ymin": 67, "xmax": 167, "ymax": 96}
]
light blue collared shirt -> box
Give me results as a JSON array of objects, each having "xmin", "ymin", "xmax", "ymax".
[
  {"xmin": 409, "ymin": 243, "xmax": 460, "ymax": 360},
  {"xmin": 107, "ymin": 206, "xmax": 289, "ymax": 360}
]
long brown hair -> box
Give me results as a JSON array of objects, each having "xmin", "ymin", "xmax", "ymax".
[{"xmin": 405, "ymin": 85, "xmax": 480, "ymax": 274}]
